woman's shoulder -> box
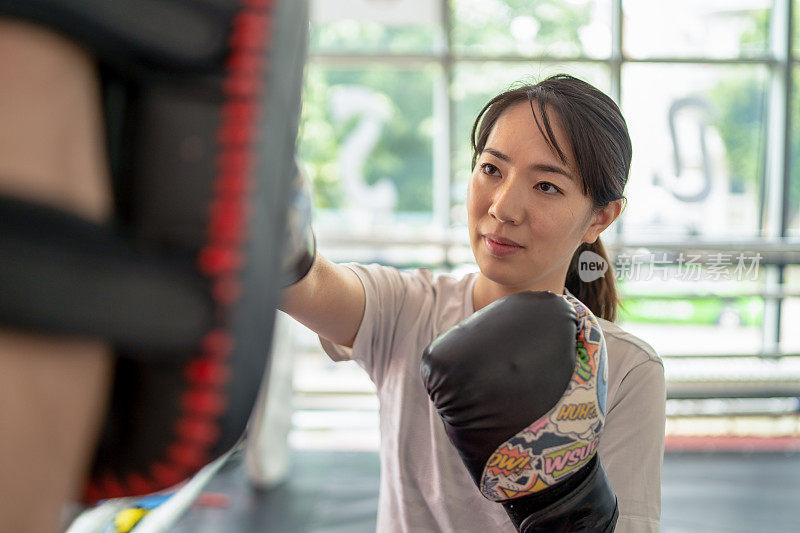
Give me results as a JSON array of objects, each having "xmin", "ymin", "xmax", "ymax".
[
  {"xmin": 596, "ymin": 317, "xmax": 663, "ymax": 371},
  {"xmin": 346, "ymin": 263, "xmax": 476, "ymax": 338},
  {"xmin": 343, "ymin": 263, "xmax": 475, "ymax": 317},
  {"xmin": 346, "ymin": 263, "xmax": 475, "ymax": 294}
]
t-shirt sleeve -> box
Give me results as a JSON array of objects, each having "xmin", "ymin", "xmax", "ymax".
[
  {"xmin": 599, "ymin": 358, "xmax": 666, "ymax": 533},
  {"xmin": 318, "ymin": 263, "xmax": 431, "ymax": 387}
]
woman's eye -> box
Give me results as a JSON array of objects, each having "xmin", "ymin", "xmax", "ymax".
[
  {"xmin": 480, "ymin": 163, "xmax": 500, "ymax": 176},
  {"xmin": 536, "ymin": 182, "xmax": 561, "ymax": 195}
]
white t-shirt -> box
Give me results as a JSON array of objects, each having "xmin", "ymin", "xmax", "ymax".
[{"xmin": 320, "ymin": 264, "xmax": 665, "ymax": 533}]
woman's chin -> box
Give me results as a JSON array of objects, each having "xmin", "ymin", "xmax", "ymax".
[{"xmin": 477, "ymin": 261, "xmax": 525, "ymax": 288}]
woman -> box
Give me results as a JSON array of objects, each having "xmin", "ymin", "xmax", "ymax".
[{"xmin": 282, "ymin": 74, "xmax": 665, "ymax": 532}]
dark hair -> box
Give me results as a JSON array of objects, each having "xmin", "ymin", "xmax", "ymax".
[{"xmin": 470, "ymin": 74, "xmax": 631, "ymax": 322}]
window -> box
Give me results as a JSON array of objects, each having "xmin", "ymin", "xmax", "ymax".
[{"xmin": 294, "ymin": 2, "xmax": 800, "ymax": 447}]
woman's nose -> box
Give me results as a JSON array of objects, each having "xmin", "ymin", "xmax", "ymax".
[{"xmin": 488, "ymin": 176, "xmax": 525, "ymax": 225}]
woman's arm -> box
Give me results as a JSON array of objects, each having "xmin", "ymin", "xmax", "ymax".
[{"xmin": 279, "ymin": 253, "xmax": 366, "ymax": 349}]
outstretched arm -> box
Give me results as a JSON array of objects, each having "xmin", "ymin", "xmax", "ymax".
[
  {"xmin": 280, "ymin": 253, "xmax": 366, "ymax": 350},
  {"xmin": 277, "ymin": 169, "xmax": 366, "ymax": 349}
]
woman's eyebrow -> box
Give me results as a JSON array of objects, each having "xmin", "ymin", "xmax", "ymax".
[
  {"xmin": 483, "ymin": 147, "xmax": 512, "ymax": 163},
  {"xmin": 530, "ymin": 162, "xmax": 575, "ymax": 182},
  {"xmin": 483, "ymin": 147, "xmax": 575, "ymax": 181}
]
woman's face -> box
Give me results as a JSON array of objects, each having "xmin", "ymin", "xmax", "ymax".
[{"xmin": 467, "ymin": 101, "xmax": 613, "ymax": 293}]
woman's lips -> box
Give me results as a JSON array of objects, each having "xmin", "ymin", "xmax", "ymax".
[{"xmin": 483, "ymin": 235, "xmax": 523, "ymax": 257}]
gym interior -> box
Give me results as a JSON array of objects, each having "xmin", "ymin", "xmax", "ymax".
[
  {"xmin": 1, "ymin": 1, "xmax": 799, "ymax": 532},
  {"xmin": 223, "ymin": 1, "xmax": 800, "ymax": 531}
]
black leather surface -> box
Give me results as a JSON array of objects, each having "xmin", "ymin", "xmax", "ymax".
[{"xmin": 421, "ymin": 291, "xmax": 578, "ymax": 484}]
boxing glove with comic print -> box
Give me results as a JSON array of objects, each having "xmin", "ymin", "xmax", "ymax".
[{"xmin": 421, "ymin": 291, "xmax": 618, "ymax": 532}]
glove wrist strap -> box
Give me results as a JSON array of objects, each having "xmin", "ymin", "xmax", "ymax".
[{"xmin": 502, "ymin": 455, "xmax": 619, "ymax": 533}]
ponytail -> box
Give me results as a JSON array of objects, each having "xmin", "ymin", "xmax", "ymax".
[{"xmin": 565, "ymin": 237, "xmax": 620, "ymax": 322}]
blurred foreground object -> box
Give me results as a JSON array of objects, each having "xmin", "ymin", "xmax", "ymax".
[{"xmin": 0, "ymin": 0, "xmax": 308, "ymax": 504}]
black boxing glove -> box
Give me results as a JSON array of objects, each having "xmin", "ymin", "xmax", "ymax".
[
  {"xmin": 281, "ymin": 162, "xmax": 316, "ymax": 286},
  {"xmin": 421, "ymin": 291, "xmax": 618, "ymax": 532}
]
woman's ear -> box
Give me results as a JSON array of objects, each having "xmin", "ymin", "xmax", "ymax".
[{"xmin": 582, "ymin": 199, "xmax": 623, "ymax": 244}]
